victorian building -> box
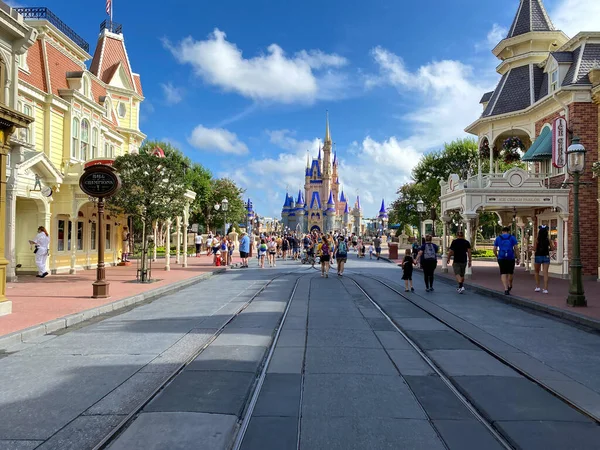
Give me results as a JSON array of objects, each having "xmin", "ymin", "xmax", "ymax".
[
  {"xmin": 281, "ymin": 114, "xmax": 362, "ymax": 234},
  {"xmin": 441, "ymin": 0, "xmax": 600, "ymax": 278},
  {"xmin": 7, "ymin": 7, "xmax": 145, "ymax": 284}
]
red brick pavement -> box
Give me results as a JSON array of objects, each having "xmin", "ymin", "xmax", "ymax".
[{"xmin": 1, "ymin": 254, "xmax": 237, "ymax": 337}]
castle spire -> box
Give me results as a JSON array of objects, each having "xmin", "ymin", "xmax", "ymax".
[
  {"xmin": 325, "ymin": 110, "xmax": 331, "ymax": 144},
  {"xmin": 318, "ymin": 145, "xmax": 322, "ymax": 160},
  {"xmin": 506, "ymin": 0, "xmax": 555, "ymax": 40},
  {"xmin": 306, "ymin": 150, "xmax": 310, "ymax": 169}
]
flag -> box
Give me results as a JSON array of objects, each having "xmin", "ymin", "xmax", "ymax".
[{"xmin": 106, "ymin": 0, "xmax": 112, "ymax": 16}]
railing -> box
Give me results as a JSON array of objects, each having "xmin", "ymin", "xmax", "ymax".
[
  {"xmin": 100, "ymin": 20, "xmax": 122, "ymax": 34},
  {"xmin": 15, "ymin": 7, "xmax": 89, "ymax": 52}
]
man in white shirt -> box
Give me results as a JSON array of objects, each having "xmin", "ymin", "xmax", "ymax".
[{"xmin": 194, "ymin": 233, "xmax": 203, "ymax": 257}]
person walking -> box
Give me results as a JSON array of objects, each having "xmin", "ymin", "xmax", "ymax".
[
  {"xmin": 493, "ymin": 226, "xmax": 519, "ymax": 295},
  {"xmin": 448, "ymin": 231, "xmax": 472, "ymax": 294},
  {"xmin": 281, "ymin": 235, "xmax": 289, "ymax": 260},
  {"xmin": 417, "ymin": 235, "xmax": 439, "ymax": 292},
  {"xmin": 534, "ymin": 226, "xmax": 553, "ymax": 294},
  {"xmin": 194, "ymin": 233, "xmax": 203, "ymax": 257},
  {"xmin": 319, "ymin": 236, "xmax": 331, "ymax": 278},
  {"xmin": 29, "ymin": 226, "xmax": 50, "ymax": 278},
  {"xmin": 206, "ymin": 234, "xmax": 213, "ymax": 256},
  {"xmin": 335, "ymin": 236, "xmax": 348, "ymax": 276},
  {"xmin": 374, "ymin": 236, "xmax": 382, "ymax": 260},
  {"xmin": 239, "ymin": 232, "xmax": 250, "ymax": 268},
  {"xmin": 267, "ymin": 237, "xmax": 277, "ymax": 267},
  {"xmin": 258, "ymin": 239, "xmax": 268, "ymax": 268},
  {"xmin": 401, "ymin": 249, "xmax": 415, "ymax": 292}
]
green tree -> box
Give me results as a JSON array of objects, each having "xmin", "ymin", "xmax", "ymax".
[
  {"xmin": 109, "ymin": 140, "xmax": 189, "ymax": 280},
  {"xmin": 389, "ymin": 182, "xmax": 429, "ymax": 232},
  {"xmin": 205, "ymin": 178, "xmax": 246, "ymax": 235},
  {"xmin": 186, "ymin": 163, "xmax": 213, "ymax": 230}
]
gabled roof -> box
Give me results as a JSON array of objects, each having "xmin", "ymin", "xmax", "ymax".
[
  {"xmin": 310, "ymin": 191, "xmax": 321, "ymax": 210},
  {"xmin": 16, "ymin": 150, "xmax": 63, "ymax": 183},
  {"xmin": 506, "ymin": 0, "xmax": 555, "ymax": 40},
  {"xmin": 90, "ymin": 32, "xmax": 135, "ymax": 90},
  {"xmin": 563, "ymin": 43, "xmax": 600, "ymax": 86}
]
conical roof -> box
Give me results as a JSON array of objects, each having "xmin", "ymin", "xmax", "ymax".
[
  {"xmin": 297, "ymin": 189, "xmax": 304, "ymax": 205},
  {"xmin": 340, "ymin": 190, "xmax": 346, "ymax": 203},
  {"xmin": 344, "ymin": 202, "xmax": 349, "ymax": 214},
  {"xmin": 325, "ymin": 111, "xmax": 331, "ymax": 143},
  {"xmin": 378, "ymin": 199, "xmax": 388, "ymax": 218},
  {"xmin": 506, "ymin": 0, "xmax": 554, "ymax": 39},
  {"xmin": 327, "ymin": 191, "xmax": 335, "ymax": 205}
]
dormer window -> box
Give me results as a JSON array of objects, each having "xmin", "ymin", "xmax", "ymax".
[
  {"xmin": 550, "ymin": 70, "xmax": 559, "ymax": 92},
  {"xmin": 118, "ymin": 102, "xmax": 126, "ymax": 118}
]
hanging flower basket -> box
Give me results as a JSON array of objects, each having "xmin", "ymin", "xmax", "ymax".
[
  {"xmin": 502, "ymin": 136, "xmax": 524, "ymax": 151},
  {"xmin": 592, "ymin": 161, "xmax": 600, "ymax": 178},
  {"xmin": 501, "ymin": 136, "xmax": 524, "ymax": 164},
  {"xmin": 479, "ymin": 140, "xmax": 500, "ymax": 159},
  {"xmin": 502, "ymin": 148, "xmax": 522, "ymax": 164}
]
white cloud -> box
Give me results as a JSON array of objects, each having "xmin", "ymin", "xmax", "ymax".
[
  {"xmin": 161, "ymin": 82, "xmax": 183, "ymax": 105},
  {"xmin": 475, "ymin": 23, "xmax": 508, "ymax": 51},
  {"xmin": 164, "ymin": 29, "xmax": 349, "ymax": 104},
  {"xmin": 367, "ymin": 46, "xmax": 496, "ymax": 150},
  {"xmin": 188, "ymin": 125, "xmax": 249, "ymax": 155},
  {"xmin": 551, "ymin": 0, "xmax": 600, "ymax": 36}
]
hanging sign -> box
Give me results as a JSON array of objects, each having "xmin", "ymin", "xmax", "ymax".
[
  {"xmin": 552, "ymin": 117, "xmax": 567, "ymax": 168},
  {"xmin": 79, "ymin": 164, "xmax": 121, "ymax": 198}
]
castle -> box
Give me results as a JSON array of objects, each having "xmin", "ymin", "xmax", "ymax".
[{"xmin": 281, "ymin": 114, "xmax": 363, "ymax": 235}]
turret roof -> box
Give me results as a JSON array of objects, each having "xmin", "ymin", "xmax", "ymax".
[
  {"xmin": 327, "ymin": 191, "xmax": 335, "ymax": 205},
  {"xmin": 344, "ymin": 202, "xmax": 349, "ymax": 214},
  {"xmin": 378, "ymin": 199, "xmax": 388, "ymax": 218},
  {"xmin": 340, "ymin": 190, "xmax": 346, "ymax": 203},
  {"xmin": 506, "ymin": 0, "xmax": 554, "ymax": 40},
  {"xmin": 310, "ymin": 191, "xmax": 321, "ymax": 210},
  {"xmin": 297, "ymin": 189, "xmax": 304, "ymax": 205}
]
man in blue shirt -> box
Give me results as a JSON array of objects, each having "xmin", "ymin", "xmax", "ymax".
[
  {"xmin": 239, "ymin": 232, "xmax": 250, "ymax": 268},
  {"xmin": 493, "ymin": 226, "xmax": 519, "ymax": 295}
]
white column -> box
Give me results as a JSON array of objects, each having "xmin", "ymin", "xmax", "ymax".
[
  {"xmin": 5, "ymin": 179, "xmax": 17, "ymax": 282},
  {"xmin": 441, "ymin": 216, "xmax": 449, "ymax": 273},
  {"xmin": 153, "ymin": 222, "xmax": 158, "ymax": 262},
  {"xmin": 561, "ymin": 215, "xmax": 569, "ymax": 277},
  {"xmin": 464, "ymin": 217, "xmax": 474, "ymax": 277},
  {"xmin": 175, "ymin": 216, "xmax": 181, "ymax": 265},
  {"xmin": 69, "ymin": 216, "xmax": 77, "ymax": 274},
  {"xmin": 164, "ymin": 218, "xmax": 171, "ymax": 271},
  {"xmin": 517, "ymin": 219, "xmax": 526, "ymax": 268},
  {"xmin": 183, "ymin": 209, "xmax": 189, "ymax": 268}
]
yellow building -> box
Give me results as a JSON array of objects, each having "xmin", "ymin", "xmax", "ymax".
[{"xmin": 7, "ymin": 8, "xmax": 145, "ymax": 286}]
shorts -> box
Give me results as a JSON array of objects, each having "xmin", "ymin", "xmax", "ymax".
[
  {"xmin": 269, "ymin": 251, "xmax": 276, "ymax": 255},
  {"xmin": 452, "ymin": 262, "xmax": 467, "ymax": 277},
  {"xmin": 498, "ymin": 259, "xmax": 516, "ymax": 275},
  {"xmin": 195, "ymin": 244, "xmax": 201, "ymax": 253},
  {"xmin": 375, "ymin": 247, "xmax": 382, "ymax": 253},
  {"xmin": 293, "ymin": 248, "xmax": 300, "ymax": 254},
  {"xmin": 535, "ymin": 255, "xmax": 551, "ymax": 264},
  {"xmin": 321, "ymin": 255, "xmax": 330, "ymax": 262},
  {"xmin": 240, "ymin": 251, "xmax": 248, "ymax": 258},
  {"xmin": 337, "ymin": 257, "xmax": 347, "ymax": 263}
]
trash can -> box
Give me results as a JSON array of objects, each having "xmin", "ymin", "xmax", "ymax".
[{"xmin": 388, "ymin": 243, "xmax": 399, "ymax": 260}]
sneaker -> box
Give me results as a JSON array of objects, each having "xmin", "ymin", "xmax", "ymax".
[
  {"xmin": 325, "ymin": 274, "xmax": 329, "ymax": 278},
  {"xmin": 505, "ymin": 290, "xmax": 510, "ymax": 295},
  {"xmin": 405, "ymin": 289, "xmax": 409, "ymax": 292},
  {"xmin": 430, "ymin": 287, "xmax": 434, "ymax": 292},
  {"xmin": 425, "ymin": 288, "xmax": 431, "ymax": 292},
  {"xmin": 459, "ymin": 287, "xmax": 466, "ymax": 294},
  {"xmin": 41, "ymin": 272, "xmax": 49, "ymax": 278},
  {"xmin": 542, "ymin": 289, "xmax": 548, "ymax": 294},
  {"xmin": 535, "ymin": 287, "xmax": 541, "ymax": 292},
  {"xmin": 411, "ymin": 287, "xmax": 415, "ymax": 292}
]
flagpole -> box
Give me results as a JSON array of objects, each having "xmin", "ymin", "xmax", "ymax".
[{"xmin": 110, "ymin": 0, "xmax": 113, "ymax": 24}]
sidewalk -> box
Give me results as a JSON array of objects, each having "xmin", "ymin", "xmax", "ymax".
[
  {"xmin": 385, "ymin": 249, "xmax": 600, "ymax": 325},
  {"xmin": 1, "ymin": 253, "xmax": 236, "ymax": 338}
]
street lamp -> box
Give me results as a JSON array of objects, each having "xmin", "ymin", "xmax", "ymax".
[
  {"xmin": 416, "ymin": 199, "xmax": 425, "ymax": 243},
  {"xmin": 566, "ymin": 136, "xmax": 586, "ymax": 307},
  {"xmin": 221, "ymin": 198, "xmax": 229, "ymax": 236}
]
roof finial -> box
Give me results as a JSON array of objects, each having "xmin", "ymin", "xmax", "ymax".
[
  {"xmin": 306, "ymin": 150, "xmax": 310, "ymax": 168},
  {"xmin": 325, "ymin": 110, "xmax": 331, "ymax": 144}
]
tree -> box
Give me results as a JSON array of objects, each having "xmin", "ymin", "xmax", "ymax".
[
  {"xmin": 109, "ymin": 140, "xmax": 189, "ymax": 280},
  {"xmin": 389, "ymin": 182, "xmax": 429, "ymax": 232},
  {"xmin": 186, "ymin": 163, "xmax": 213, "ymax": 230},
  {"xmin": 207, "ymin": 178, "xmax": 245, "ymax": 234}
]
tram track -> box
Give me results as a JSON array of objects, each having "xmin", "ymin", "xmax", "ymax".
[{"xmin": 93, "ymin": 267, "xmax": 313, "ymax": 450}]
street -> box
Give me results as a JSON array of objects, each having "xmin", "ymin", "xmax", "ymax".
[{"xmin": 1, "ymin": 256, "xmax": 600, "ymax": 449}]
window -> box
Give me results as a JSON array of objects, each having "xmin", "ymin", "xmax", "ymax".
[
  {"xmin": 550, "ymin": 70, "xmax": 559, "ymax": 92},
  {"xmin": 71, "ymin": 118, "xmax": 79, "ymax": 159},
  {"xmin": 90, "ymin": 222, "xmax": 97, "ymax": 250},
  {"xmin": 80, "ymin": 119, "xmax": 90, "ymax": 160},
  {"xmin": 105, "ymin": 224, "xmax": 111, "ymax": 250},
  {"xmin": 57, "ymin": 220, "xmax": 65, "ymax": 251},
  {"xmin": 118, "ymin": 102, "xmax": 126, "ymax": 118},
  {"xmin": 21, "ymin": 104, "xmax": 33, "ymax": 143},
  {"xmin": 67, "ymin": 221, "xmax": 72, "ymax": 251},
  {"xmin": 91, "ymin": 128, "xmax": 98, "ymax": 159},
  {"xmin": 109, "ymin": 145, "xmax": 114, "ymax": 158},
  {"xmin": 105, "ymin": 100, "xmax": 111, "ymax": 118},
  {"xmin": 77, "ymin": 221, "xmax": 84, "ymax": 250},
  {"xmin": 82, "ymin": 77, "xmax": 90, "ymax": 97}
]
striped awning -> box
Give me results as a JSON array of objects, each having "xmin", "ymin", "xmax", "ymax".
[{"xmin": 522, "ymin": 127, "xmax": 552, "ymax": 162}]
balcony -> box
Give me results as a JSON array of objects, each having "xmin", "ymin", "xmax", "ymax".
[
  {"xmin": 15, "ymin": 7, "xmax": 89, "ymax": 53},
  {"xmin": 100, "ymin": 20, "xmax": 122, "ymax": 34}
]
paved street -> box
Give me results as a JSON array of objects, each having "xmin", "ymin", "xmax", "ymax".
[{"xmin": 1, "ymin": 256, "xmax": 600, "ymax": 449}]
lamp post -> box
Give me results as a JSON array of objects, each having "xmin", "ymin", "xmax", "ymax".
[
  {"xmin": 221, "ymin": 198, "xmax": 229, "ymax": 237},
  {"xmin": 566, "ymin": 136, "xmax": 587, "ymax": 307},
  {"xmin": 416, "ymin": 199, "xmax": 425, "ymax": 243}
]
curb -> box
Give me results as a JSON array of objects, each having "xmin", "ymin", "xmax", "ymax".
[
  {"xmin": 380, "ymin": 256, "xmax": 600, "ymax": 331},
  {"xmin": 0, "ymin": 268, "xmax": 226, "ymax": 351}
]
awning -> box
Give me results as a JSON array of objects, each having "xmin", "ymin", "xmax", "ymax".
[{"xmin": 522, "ymin": 127, "xmax": 552, "ymax": 162}]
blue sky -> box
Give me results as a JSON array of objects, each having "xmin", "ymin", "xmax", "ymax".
[{"xmin": 12, "ymin": 0, "xmax": 600, "ymax": 218}]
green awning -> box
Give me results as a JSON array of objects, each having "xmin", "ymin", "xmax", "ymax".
[{"xmin": 522, "ymin": 127, "xmax": 552, "ymax": 162}]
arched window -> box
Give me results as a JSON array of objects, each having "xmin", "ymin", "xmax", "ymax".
[
  {"xmin": 71, "ymin": 118, "xmax": 79, "ymax": 159},
  {"xmin": 91, "ymin": 127, "xmax": 98, "ymax": 159},
  {"xmin": 80, "ymin": 119, "xmax": 90, "ymax": 160}
]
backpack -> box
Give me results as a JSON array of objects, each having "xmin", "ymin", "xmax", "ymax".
[
  {"xmin": 423, "ymin": 243, "xmax": 437, "ymax": 261},
  {"xmin": 322, "ymin": 242, "xmax": 330, "ymax": 256},
  {"xmin": 337, "ymin": 241, "xmax": 347, "ymax": 256},
  {"xmin": 498, "ymin": 234, "xmax": 515, "ymax": 259}
]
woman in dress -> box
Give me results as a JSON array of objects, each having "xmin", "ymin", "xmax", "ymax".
[
  {"xmin": 29, "ymin": 226, "xmax": 50, "ymax": 278},
  {"xmin": 534, "ymin": 226, "xmax": 554, "ymax": 294}
]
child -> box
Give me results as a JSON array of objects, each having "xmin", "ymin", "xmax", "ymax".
[
  {"xmin": 368, "ymin": 244, "xmax": 375, "ymax": 259},
  {"xmin": 258, "ymin": 239, "xmax": 268, "ymax": 268},
  {"xmin": 401, "ymin": 249, "xmax": 415, "ymax": 292}
]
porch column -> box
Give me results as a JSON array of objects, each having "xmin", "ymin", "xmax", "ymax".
[
  {"xmin": 561, "ymin": 214, "xmax": 569, "ymax": 277},
  {"xmin": 164, "ymin": 218, "xmax": 171, "ymax": 271},
  {"xmin": 183, "ymin": 208, "xmax": 189, "ymax": 268},
  {"xmin": 175, "ymin": 216, "xmax": 181, "ymax": 265},
  {"xmin": 5, "ymin": 177, "xmax": 17, "ymax": 282},
  {"xmin": 69, "ymin": 216, "xmax": 77, "ymax": 274},
  {"xmin": 463, "ymin": 214, "xmax": 477, "ymax": 277},
  {"xmin": 517, "ymin": 218, "xmax": 526, "ymax": 268},
  {"xmin": 152, "ymin": 222, "xmax": 158, "ymax": 262},
  {"xmin": 441, "ymin": 215, "xmax": 450, "ymax": 273}
]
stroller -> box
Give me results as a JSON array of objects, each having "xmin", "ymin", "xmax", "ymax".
[{"xmin": 301, "ymin": 249, "xmax": 318, "ymax": 265}]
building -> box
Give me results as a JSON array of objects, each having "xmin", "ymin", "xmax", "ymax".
[
  {"xmin": 441, "ymin": 0, "xmax": 600, "ymax": 278},
  {"xmin": 0, "ymin": 2, "xmax": 37, "ymax": 314},
  {"xmin": 8, "ymin": 8, "xmax": 146, "ymax": 282},
  {"xmin": 281, "ymin": 114, "xmax": 362, "ymax": 235}
]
